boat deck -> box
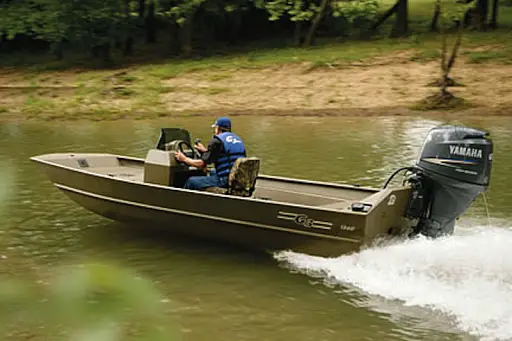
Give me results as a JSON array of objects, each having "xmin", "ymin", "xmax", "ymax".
[
  {"xmin": 252, "ymin": 177, "xmax": 374, "ymax": 209},
  {"xmin": 93, "ymin": 166, "xmax": 145, "ymax": 182},
  {"xmin": 32, "ymin": 153, "xmax": 383, "ymax": 210}
]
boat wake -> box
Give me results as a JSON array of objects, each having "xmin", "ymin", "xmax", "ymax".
[{"xmin": 274, "ymin": 221, "xmax": 512, "ymax": 341}]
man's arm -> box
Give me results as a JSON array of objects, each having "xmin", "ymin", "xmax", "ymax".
[
  {"xmin": 174, "ymin": 153, "xmax": 206, "ymax": 168},
  {"xmin": 174, "ymin": 138, "xmax": 221, "ymax": 169}
]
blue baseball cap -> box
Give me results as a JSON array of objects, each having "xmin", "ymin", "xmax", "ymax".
[{"xmin": 211, "ymin": 117, "xmax": 231, "ymax": 129}]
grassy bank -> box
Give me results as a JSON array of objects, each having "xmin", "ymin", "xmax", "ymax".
[{"xmin": 1, "ymin": 0, "xmax": 511, "ymax": 121}]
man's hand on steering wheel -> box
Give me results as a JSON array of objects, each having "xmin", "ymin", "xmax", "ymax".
[
  {"xmin": 175, "ymin": 151, "xmax": 188, "ymax": 164},
  {"xmin": 175, "ymin": 150, "xmax": 206, "ymax": 172},
  {"xmin": 176, "ymin": 140, "xmax": 201, "ymax": 159},
  {"xmin": 195, "ymin": 142, "xmax": 207, "ymax": 153}
]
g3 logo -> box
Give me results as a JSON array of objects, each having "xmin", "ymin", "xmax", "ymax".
[
  {"xmin": 226, "ymin": 135, "xmax": 242, "ymax": 144},
  {"xmin": 295, "ymin": 214, "xmax": 314, "ymax": 227}
]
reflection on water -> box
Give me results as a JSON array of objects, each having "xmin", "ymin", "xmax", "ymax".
[{"xmin": 0, "ymin": 116, "xmax": 511, "ymax": 341}]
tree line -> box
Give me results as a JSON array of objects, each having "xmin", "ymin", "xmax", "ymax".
[{"xmin": 0, "ymin": 0, "xmax": 504, "ymax": 62}]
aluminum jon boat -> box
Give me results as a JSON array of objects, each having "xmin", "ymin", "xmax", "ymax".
[{"xmin": 30, "ymin": 125, "xmax": 493, "ymax": 257}]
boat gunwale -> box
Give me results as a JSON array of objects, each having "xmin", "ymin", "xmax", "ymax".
[
  {"xmin": 92, "ymin": 153, "xmax": 381, "ymax": 192},
  {"xmin": 30, "ymin": 153, "xmax": 407, "ymax": 215}
]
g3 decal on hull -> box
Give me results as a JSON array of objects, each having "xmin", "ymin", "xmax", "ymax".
[{"xmin": 277, "ymin": 211, "xmax": 333, "ymax": 230}]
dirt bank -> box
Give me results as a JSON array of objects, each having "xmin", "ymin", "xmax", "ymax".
[
  {"xmin": 0, "ymin": 56, "xmax": 511, "ymax": 121},
  {"xmin": 161, "ymin": 60, "xmax": 512, "ymax": 112}
]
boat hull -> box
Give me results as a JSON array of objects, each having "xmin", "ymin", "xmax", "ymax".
[
  {"xmin": 31, "ymin": 153, "xmax": 412, "ymax": 257},
  {"xmin": 58, "ymin": 184, "xmax": 369, "ymax": 255}
]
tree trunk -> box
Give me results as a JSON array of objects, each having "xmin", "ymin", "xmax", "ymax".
[
  {"xmin": 303, "ymin": 0, "xmax": 330, "ymax": 47},
  {"xmin": 475, "ymin": 0, "xmax": 489, "ymax": 30},
  {"xmin": 145, "ymin": 0, "xmax": 157, "ymax": 43},
  {"xmin": 440, "ymin": 26, "xmax": 447, "ymax": 91},
  {"xmin": 294, "ymin": 21, "xmax": 303, "ymax": 46},
  {"xmin": 53, "ymin": 40, "xmax": 64, "ymax": 60},
  {"xmin": 294, "ymin": 0, "xmax": 305, "ymax": 46},
  {"xmin": 227, "ymin": 11, "xmax": 241, "ymax": 45},
  {"xmin": 180, "ymin": 14, "xmax": 194, "ymax": 56},
  {"xmin": 91, "ymin": 46, "xmax": 99, "ymax": 58},
  {"xmin": 138, "ymin": 0, "xmax": 146, "ymax": 18},
  {"xmin": 124, "ymin": 0, "xmax": 134, "ymax": 56},
  {"xmin": 390, "ymin": 0, "xmax": 408, "ymax": 37},
  {"xmin": 445, "ymin": 19, "xmax": 464, "ymax": 76},
  {"xmin": 438, "ymin": 6, "xmax": 463, "ymax": 94},
  {"xmin": 105, "ymin": 43, "xmax": 112, "ymax": 63},
  {"xmin": 466, "ymin": 0, "xmax": 489, "ymax": 29},
  {"xmin": 430, "ymin": 0, "xmax": 441, "ymax": 32},
  {"xmin": 169, "ymin": 21, "xmax": 180, "ymax": 55},
  {"xmin": 124, "ymin": 37, "xmax": 134, "ymax": 56},
  {"xmin": 94, "ymin": 42, "xmax": 112, "ymax": 64},
  {"xmin": 371, "ymin": 0, "xmax": 400, "ymax": 31},
  {"xmin": 489, "ymin": 0, "xmax": 498, "ymax": 29}
]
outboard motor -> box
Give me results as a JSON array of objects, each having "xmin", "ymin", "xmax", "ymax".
[{"xmin": 388, "ymin": 125, "xmax": 493, "ymax": 238}]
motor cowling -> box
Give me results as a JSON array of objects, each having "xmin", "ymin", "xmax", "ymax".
[
  {"xmin": 405, "ymin": 125, "xmax": 493, "ymax": 237},
  {"xmin": 416, "ymin": 125, "xmax": 493, "ymax": 187}
]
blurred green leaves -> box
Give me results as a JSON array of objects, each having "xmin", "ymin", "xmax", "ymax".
[
  {"xmin": 0, "ymin": 262, "xmax": 179, "ymax": 341},
  {"xmin": 332, "ymin": 0, "xmax": 380, "ymax": 26}
]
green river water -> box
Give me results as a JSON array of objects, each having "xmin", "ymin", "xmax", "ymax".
[{"xmin": 1, "ymin": 116, "xmax": 511, "ymax": 341}]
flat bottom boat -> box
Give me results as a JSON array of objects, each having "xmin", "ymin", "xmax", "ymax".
[{"xmin": 31, "ymin": 125, "xmax": 493, "ymax": 257}]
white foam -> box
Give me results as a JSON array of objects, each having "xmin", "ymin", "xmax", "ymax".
[{"xmin": 274, "ymin": 224, "xmax": 512, "ymax": 341}]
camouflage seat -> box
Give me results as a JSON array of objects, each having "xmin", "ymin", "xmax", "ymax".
[{"xmin": 205, "ymin": 157, "xmax": 260, "ymax": 197}]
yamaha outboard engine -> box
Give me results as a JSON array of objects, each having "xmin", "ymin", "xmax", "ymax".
[{"xmin": 393, "ymin": 125, "xmax": 493, "ymax": 238}]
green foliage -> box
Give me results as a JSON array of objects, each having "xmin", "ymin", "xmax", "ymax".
[
  {"xmin": 0, "ymin": 0, "xmax": 32, "ymax": 40},
  {"xmin": 332, "ymin": 0, "xmax": 379, "ymax": 26},
  {"xmin": 0, "ymin": 0, "xmax": 510, "ymax": 63},
  {"xmin": 68, "ymin": 0, "xmax": 130, "ymax": 48},
  {"xmin": 254, "ymin": 0, "xmax": 318, "ymax": 22},
  {"xmin": 0, "ymin": 263, "xmax": 179, "ymax": 341},
  {"xmin": 439, "ymin": 0, "xmax": 469, "ymax": 28},
  {"xmin": 164, "ymin": 0, "xmax": 208, "ymax": 25},
  {"xmin": 0, "ymin": 0, "xmax": 135, "ymax": 56}
]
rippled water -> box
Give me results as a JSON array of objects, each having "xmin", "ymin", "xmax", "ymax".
[
  {"xmin": 276, "ymin": 223, "xmax": 512, "ymax": 341},
  {"xmin": 1, "ymin": 116, "xmax": 511, "ymax": 341}
]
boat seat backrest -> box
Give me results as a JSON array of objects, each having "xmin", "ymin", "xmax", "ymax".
[
  {"xmin": 228, "ymin": 157, "xmax": 261, "ymax": 197},
  {"xmin": 204, "ymin": 157, "xmax": 260, "ymax": 197}
]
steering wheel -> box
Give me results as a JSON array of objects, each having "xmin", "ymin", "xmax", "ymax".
[{"xmin": 176, "ymin": 140, "xmax": 202, "ymax": 159}]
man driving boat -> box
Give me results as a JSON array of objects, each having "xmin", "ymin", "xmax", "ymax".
[{"xmin": 174, "ymin": 117, "xmax": 246, "ymax": 190}]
